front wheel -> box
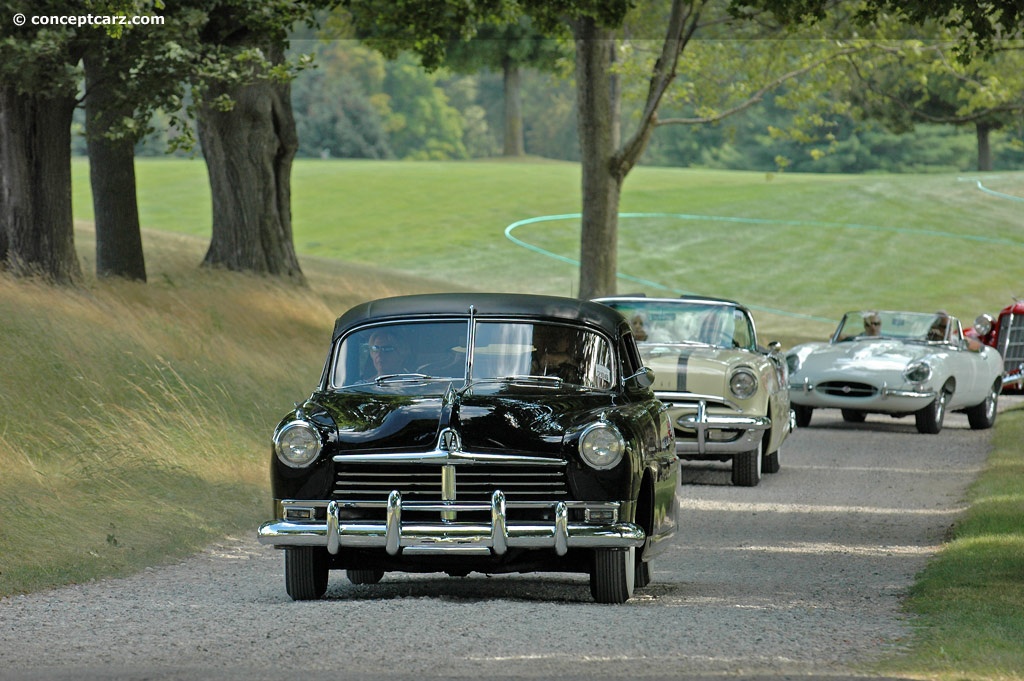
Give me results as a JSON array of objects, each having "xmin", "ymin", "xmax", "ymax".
[
  {"xmin": 966, "ymin": 379, "xmax": 1000, "ymax": 430},
  {"xmin": 590, "ymin": 547, "xmax": 635, "ymax": 604},
  {"xmin": 347, "ymin": 569, "xmax": 384, "ymax": 585},
  {"xmin": 732, "ymin": 441, "xmax": 763, "ymax": 487},
  {"xmin": 841, "ymin": 409, "xmax": 867, "ymax": 423},
  {"xmin": 285, "ymin": 547, "xmax": 329, "ymax": 601},
  {"xmin": 635, "ymin": 553, "xmax": 652, "ymax": 589},
  {"xmin": 793, "ymin": 405, "xmax": 813, "ymax": 428},
  {"xmin": 915, "ymin": 388, "xmax": 949, "ymax": 434}
]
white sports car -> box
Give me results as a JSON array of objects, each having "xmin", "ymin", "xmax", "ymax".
[{"xmin": 787, "ymin": 310, "xmax": 1004, "ymax": 433}]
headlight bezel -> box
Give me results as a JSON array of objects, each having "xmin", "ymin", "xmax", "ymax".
[
  {"xmin": 729, "ymin": 367, "xmax": 759, "ymax": 400},
  {"xmin": 903, "ymin": 361, "xmax": 933, "ymax": 384},
  {"xmin": 274, "ymin": 420, "xmax": 323, "ymax": 468},
  {"xmin": 578, "ymin": 422, "xmax": 626, "ymax": 471}
]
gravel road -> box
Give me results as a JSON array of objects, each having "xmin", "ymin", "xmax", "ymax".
[{"xmin": 1, "ymin": 403, "xmax": 1007, "ymax": 681}]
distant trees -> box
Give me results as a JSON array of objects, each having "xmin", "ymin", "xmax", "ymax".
[{"xmin": 444, "ymin": 18, "xmax": 569, "ymax": 156}]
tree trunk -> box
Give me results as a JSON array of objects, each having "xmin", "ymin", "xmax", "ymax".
[
  {"xmin": 573, "ymin": 19, "xmax": 623, "ymax": 300},
  {"xmin": 976, "ymin": 121, "xmax": 993, "ymax": 172},
  {"xmin": 84, "ymin": 52, "xmax": 147, "ymax": 282},
  {"xmin": 0, "ymin": 86, "xmax": 81, "ymax": 284},
  {"xmin": 502, "ymin": 59, "xmax": 525, "ymax": 156},
  {"xmin": 197, "ymin": 53, "xmax": 304, "ymax": 282}
]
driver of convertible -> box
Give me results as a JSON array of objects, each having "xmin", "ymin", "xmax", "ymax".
[{"xmin": 927, "ymin": 311, "xmax": 949, "ymax": 342}]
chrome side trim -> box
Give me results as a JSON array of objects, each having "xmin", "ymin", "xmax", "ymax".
[{"xmin": 257, "ymin": 492, "xmax": 642, "ymax": 556}]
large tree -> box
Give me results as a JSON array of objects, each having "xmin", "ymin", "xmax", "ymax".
[
  {"xmin": 0, "ymin": 7, "xmax": 84, "ymax": 284},
  {"xmin": 81, "ymin": 5, "xmax": 206, "ymax": 281},
  {"xmin": 192, "ymin": 2, "xmax": 333, "ymax": 282}
]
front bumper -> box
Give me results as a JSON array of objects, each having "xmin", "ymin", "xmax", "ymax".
[
  {"xmin": 257, "ymin": 490, "xmax": 645, "ymax": 557},
  {"xmin": 789, "ymin": 378, "xmax": 936, "ymax": 411},
  {"xmin": 663, "ymin": 398, "xmax": 772, "ymax": 455}
]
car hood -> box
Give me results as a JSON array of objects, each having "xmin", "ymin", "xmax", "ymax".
[
  {"xmin": 310, "ymin": 388, "xmax": 615, "ymax": 456},
  {"xmin": 789, "ymin": 340, "xmax": 932, "ymax": 378},
  {"xmin": 641, "ymin": 344, "xmax": 750, "ymax": 394}
]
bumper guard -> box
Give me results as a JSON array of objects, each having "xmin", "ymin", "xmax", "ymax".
[{"xmin": 257, "ymin": 490, "xmax": 645, "ymax": 557}]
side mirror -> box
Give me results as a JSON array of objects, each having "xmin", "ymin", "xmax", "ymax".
[
  {"xmin": 767, "ymin": 341, "xmax": 783, "ymax": 354},
  {"xmin": 626, "ymin": 366, "xmax": 655, "ymax": 391}
]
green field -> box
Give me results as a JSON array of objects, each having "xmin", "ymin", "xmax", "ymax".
[
  {"xmin": 2, "ymin": 159, "xmax": 1021, "ymax": 679},
  {"xmin": 70, "ymin": 158, "xmax": 1024, "ymax": 345}
]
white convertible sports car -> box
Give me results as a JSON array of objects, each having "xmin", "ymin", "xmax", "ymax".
[{"xmin": 786, "ymin": 310, "xmax": 1004, "ymax": 434}]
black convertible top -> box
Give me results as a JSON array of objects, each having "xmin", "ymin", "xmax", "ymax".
[{"xmin": 332, "ymin": 292, "xmax": 629, "ymax": 341}]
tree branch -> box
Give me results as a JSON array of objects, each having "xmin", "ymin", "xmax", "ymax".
[
  {"xmin": 655, "ymin": 44, "xmax": 866, "ymax": 126},
  {"xmin": 611, "ymin": 0, "xmax": 706, "ymax": 179}
]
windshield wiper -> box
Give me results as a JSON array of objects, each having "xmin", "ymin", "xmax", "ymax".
[
  {"xmin": 374, "ymin": 373, "xmax": 435, "ymax": 384},
  {"xmin": 460, "ymin": 374, "xmax": 567, "ymax": 393}
]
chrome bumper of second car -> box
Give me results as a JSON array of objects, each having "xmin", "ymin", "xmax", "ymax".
[
  {"xmin": 790, "ymin": 379, "xmax": 936, "ymax": 404},
  {"xmin": 257, "ymin": 490, "xmax": 645, "ymax": 557},
  {"xmin": 665, "ymin": 398, "xmax": 771, "ymax": 455}
]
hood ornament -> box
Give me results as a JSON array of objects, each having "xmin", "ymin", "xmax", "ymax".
[{"xmin": 439, "ymin": 427, "xmax": 462, "ymax": 453}]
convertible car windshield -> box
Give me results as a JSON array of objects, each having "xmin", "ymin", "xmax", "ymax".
[
  {"xmin": 833, "ymin": 311, "xmax": 963, "ymax": 344},
  {"xmin": 601, "ymin": 299, "xmax": 756, "ymax": 351},
  {"xmin": 329, "ymin": 320, "xmax": 615, "ymax": 390}
]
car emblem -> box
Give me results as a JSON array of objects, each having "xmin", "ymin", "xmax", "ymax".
[{"xmin": 440, "ymin": 427, "xmax": 462, "ymax": 453}]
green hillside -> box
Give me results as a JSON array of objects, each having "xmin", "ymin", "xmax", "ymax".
[{"xmin": 71, "ymin": 158, "xmax": 1024, "ymax": 345}]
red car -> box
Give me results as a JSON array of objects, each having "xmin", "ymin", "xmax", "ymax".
[{"xmin": 967, "ymin": 299, "xmax": 1024, "ymax": 391}]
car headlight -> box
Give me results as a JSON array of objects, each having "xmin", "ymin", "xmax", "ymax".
[
  {"xmin": 974, "ymin": 314, "xmax": 994, "ymax": 337},
  {"xmin": 578, "ymin": 422, "xmax": 625, "ymax": 470},
  {"xmin": 729, "ymin": 367, "xmax": 758, "ymax": 399},
  {"xmin": 904, "ymin": 362, "xmax": 932, "ymax": 384},
  {"xmin": 274, "ymin": 420, "xmax": 323, "ymax": 468}
]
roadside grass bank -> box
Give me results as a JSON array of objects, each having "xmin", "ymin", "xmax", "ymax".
[
  {"xmin": 876, "ymin": 404, "xmax": 1024, "ymax": 681},
  {"xmin": 0, "ymin": 227, "xmax": 442, "ymax": 597}
]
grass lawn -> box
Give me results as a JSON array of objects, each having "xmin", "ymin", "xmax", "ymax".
[
  {"xmin": 71, "ymin": 158, "xmax": 1024, "ymax": 346},
  {"xmin": 1, "ymin": 159, "xmax": 1020, "ymax": 679}
]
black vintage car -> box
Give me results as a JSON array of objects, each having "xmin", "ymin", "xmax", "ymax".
[{"xmin": 257, "ymin": 293, "xmax": 681, "ymax": 603}]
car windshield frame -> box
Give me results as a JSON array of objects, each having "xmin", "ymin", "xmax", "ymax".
[
  {"xmin": 831, "ymin": 310, "xmax": 963, "ymax": 344},
  {"xmin": 599, "ymin": 298, "xmax": 758, "ymax": 351},
  {"xmin": 328, "ymin": 317, "xmax": 618, "ymax": 392}
]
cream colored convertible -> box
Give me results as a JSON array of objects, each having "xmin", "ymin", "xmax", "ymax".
[{"xmin": 597, "ymin": 295, "xmax": 793, "ymax": 487}]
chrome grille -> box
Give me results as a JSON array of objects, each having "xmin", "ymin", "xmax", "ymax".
[
  {"xmin": 333, "ymin": 462, "xmax": 570, "ymax": 502},
  {"xmin": 997, "ymin": 312, "xmax": 1024, "ymax": 374},
  {"xmin": 817, "ymin": 381, "xmax": 876, "ymax": 398}
]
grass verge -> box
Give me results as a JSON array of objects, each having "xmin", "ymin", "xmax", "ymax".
[
  {"xmin": 876, "ymin": 404, "xmax": 1024, "ymax": 681},
  {"xmin": 0, "ymin": 226, "xmax": 445, "ymax": 596}
]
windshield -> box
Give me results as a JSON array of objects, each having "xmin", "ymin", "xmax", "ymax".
[
  {"xmin": 330, "ymin": 319, "xmax": 615, "ymax": 390},
  {"xmin": 832, "ymin": 311, "xmax": 960, "ymax": 343},
  {"xmin": 601, "ymin": 299, "xmax": 756, "ymax": 351}
]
